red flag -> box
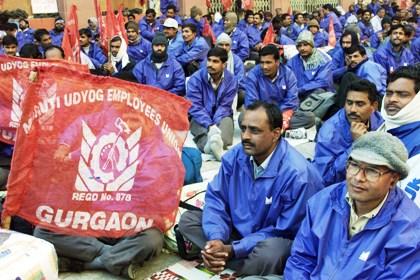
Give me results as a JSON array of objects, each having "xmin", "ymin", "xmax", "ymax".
[
  {"xmin": 61, "ymin": 5, "xmax": 80, "ymax": 63},
  {"xmin": 328, "ymin": 16, "xmax": 336, "ymax": 47},
  {"xmin": 139, "ymin": 0, "xmax": 146, "ymax": 6},
  {"xmin": 117, "ymin": 4, "xmax": 129, "ymax": 43},
  {"xmin": 221, "ymin": 0, "xmax": 233, "ymax": 11},
  {"xmin": 2, "ymin": 65, "xmax": 191, "ymax": 238},
  {"xmin": 400, "ymin": 0, "xmax": 407, "ymax": 9},
  {"xmin": 103, "ymin": 0, "xmax": 127, "ymax": 53},
  {"xmin": 287, "ymin": 6, "xmax": 292, "ymax": 16},
  {"xmin": 0, "ymin": 56, "xmax": 89, "ymax": 144},
  {"xmin": 262, "ymin": 24, "xmax": 275, "ymax": 45},
  {"xmin": 206, "ymin": 0, "xmax": 212, "ymax": 9},
  {"xmin": 93, "ymin": 0, "xmax": 105, "ymax": 46},
  {"xmin": 242, "ymin": 0, "xmax": 253, "ymax": 10},
  {"xmin": 203, "ymin": 18, "xmax": 216, "ymax": 44}
]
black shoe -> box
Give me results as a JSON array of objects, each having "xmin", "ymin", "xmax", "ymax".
[{"xmin": 58, "ymin": 257, "xmax": 85, "ymax": 272}]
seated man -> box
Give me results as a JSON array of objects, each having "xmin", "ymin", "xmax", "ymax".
[
  {"xmin": 307, "ymin": 19, "xmax": 328, "ymax": 48},
  {"xmin": 330, "ymin": 29, "xmax": 360, "ymax": 83},
  {"xmin": 101, "ymin": 36, "xmax": 136, "ymax": 81},
  {"xmin": 216, "ymin": 33, "xmax": 245, "ymax": 83},
  {"xmin": 223, "ymin": 12, "xmax": 250, "ymax": 61},
  {"xmin": 162, "ymin": 18, "xmax": 183, "ymax": 58},
  {"xmin": 139, "ymin": 8, "xmax": 161, "ymax": 42},
  {"xmin": 287, "ymin": 31, "xmax": 334, "ymax": 99},
  {"xmin": 379, "ymin": 66, "xmax": 420, "ymax": 207},
  {"xmin": 79, "ymin": 28, "xmax": 107, "ymax": 70},
  {"xmin": 313, "ymin": 79, "xmax": 383, "ymax": 187},
  {"xmin": 186, "ymin": 47, "xmax": 237, "ymax": 160},
  {"xmin": 132, "ymin": 33, "xmax": 185, "ymax": 95},
  {"xmin": 49, "ymin": 17, "xmax": 65, "ymax": 46},
  {"xmin": 1, "ymin": 35, "xmax": 18, "ymax": 56},
  {"xmin": 125, "ymin": 21, "xmax": 152, "ymax": 64},
  {"xmin": 242, "ymin": 45, "xmax": 299, "ymax": 130},
  {"xmin": 176, "ymin": 23, "xmax": 210, "ymax": 76},
  {"xmin": 285, "ymin": 131, "xmax": 419, "ymax": 279},
  {"xmin": 34, "ymin": 28, "xmax": 52, "ymax": 57},
  {"xmin": 179, "ymin": 101, "xmax": 322, "ymax": 276},
  {"xmin": 16, "ymin": 19, "xmax": 34, "ymax": 49},
  {"xmin": 373, "ymin": 24, "xmax": 415, "ymax": 74}
]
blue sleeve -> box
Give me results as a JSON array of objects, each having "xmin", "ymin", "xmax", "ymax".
[
  {"xmin": 331, "ymin": 50, "xmax": 347, "ymax": 82},
  {"xmin": 281, "ymin": 67, "xmax": 299, "ymax": 111},
  {"xmin": 232, "ymin": 167, "xmax": 322, "ymax": 258},
  {"xmin": 186, "ymin": 76, "xmax": 213, "ymax": 128},
  {"xmin": 177, "ymin": 41, "xmax": 209, "ymax": 66},
  {"xmin": 370, "ymin": 33, "xmax": 380, "ymax": 49},
  {"xmin": 235, "ymin": 32, "xmax": 250, "ymax": 61},
  {"xmin": 170, "ymin": 62, "xmax": 186, "ymax": 95},
  {"xmin": 373, "ymin": 49, "xmax": 388, "ymax": 72},
  {"xmin": 300, "ymin": 61, "xmax": 333, "ymax": 93},
  {"xmin": 234, "ymin": 56, "xmax": 245, "ymax": 83},
  {"xmin": 284, "ymin": 203, "xmax": 318, "ymax": 279},
  {"xmin": 93, "ymin": 45, "xmax": 107, "ymax": 66},
  {"xmin": 202, "ymin": 158, "xmax": 233, "ymax": 242},
  {"xmin": 360, "ymin": 64, "xmax": 387, "ymax": 95},
  {"xmin": 132, "ymin": 62, "xmax": 145, "ymax": 83},
  {"xmin": 139, "ymin": 20, "xmax": 154, "ymax": 41},
  {"xmin": 243, "ymin": 70, "xmax": 260, "ymax": 107},
  {"xmin": 213, "ymin": 79, "xmax": 237, "ymax": 124},
  {"xmin": 247, "ymin": 27, "xmax": 261, "ymax": 47}
]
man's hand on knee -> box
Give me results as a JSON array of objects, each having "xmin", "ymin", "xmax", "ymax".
[{"xmin": 201, "ymin": 240, "xmax": 233, "ymax": 273}]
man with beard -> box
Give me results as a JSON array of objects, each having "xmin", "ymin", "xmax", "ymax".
[
  {"xmin": 34, "ymin": 28, "xmax": 52, "ymax": 57},
  {"xmin": 139, "ymin": 9, "xmax": 161, "ymax": 42},
  {"xmin": 101, "ymin": 36, "xmax": 136, "ymax": 81},
  {"xmin": 313, "ymin": 79, "xmax": 383, "ymax": 187},
  {"xmin": 330, "ymin": 29, "xmax": 360, "ymax": 83},
  {"xmin": 223, "ymin": 12, "xmax": 250, "ymax": 61},
  {"xmin": 373, "ymin": 24, "xmax": 415, "ymax": 75},
  {"xmin": 280, "ymin": 13, "xmax": 300, "ymax": 41},
  {"xmin": 132, "ymin": 33, "xmax": 185, "ymax": 96},
  {"xmin": 357, "ymin": 9, "xmax": 375, "ymax": 43},
  {"xmin": 186, "ymin": 47, "xmax": 237, "ymax": 161},
  {"xmin": 49, "ymin": 17, "xmax": 65, "ymax": 46},
  {"xmin": 178, "ymin": 101, "xmax": 322, "ymax": 276},
  {"xmin": 125, "ymin": 21, "xmax": 151, "ymax": 64},
  {"xmin": 379, "ymin": 66, "xmax": 420, "ymax": 207},
  {"xmin": 16, "ymin": 19, "xmax": 34, "ymax": 49},
  {"xmin": 79, "ymin": 28, "xmax": 107, "ymax": 70}
]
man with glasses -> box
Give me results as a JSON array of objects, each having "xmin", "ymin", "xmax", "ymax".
[{"xmin": 282, "ymin": 131, "xmax": 420, "ymax": 279}]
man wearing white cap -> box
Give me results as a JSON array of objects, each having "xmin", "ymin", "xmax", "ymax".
[
  {"xmin": 162, "ymin": 18, "xmax": 183, "ymax": 58},
  {"xmin": 216, "ymin": 33, "xmax": 245, "ymax": 83}
]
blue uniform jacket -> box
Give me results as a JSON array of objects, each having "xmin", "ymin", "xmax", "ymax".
[
  {"xmin": 203, "ymin": 140, "xmax": 323, "ymax": 258},
  {"xmin": 368, "ymin": 2, "xmax": 381, "ymax": 14},
  {"xmin": 176, "ymin": 36, "xmax": 210, "ymax": 67},
  {"xmin": 320, "ymin": 12, "xmax": 343, "ymax": 39},
  {"xmin": 16, "ymin": 28, "xmax": 34, "ymax": 49},
  {"xmin": 230, "ymin": 28, "xmax": 250, "ymax": 61},
  {"xmin": 213, "ymin": 21, "xmax": 225, "ymax": 37},
  {"xmin": 82, "ymin": 42, "xmax": 107, "ymax": 69},
  {"xmin": 139, "ymin": 19, "xmax": 161, "ymax": 42},
  {"xmin": 411, "ymin": 37, "xmax": 420, "ymax": 63},
  {"xmin": 127, "ymin": 38, "xmax": 152, "ymax": 64},
  {"xmin": 373, "ymin": 41, "xmax": 415, "ymax": 74},
  {"xmin": 160, "ymin": 0, "xmax": 178, "ymax": 14},
  {"xmin": 278, "ymin": 34, "xmax": 295, "ymax": 45},
  {"xmin": 330, "ymin": 46, "xmax": 346, "ymax": 82},
  {"xmin": 351, "ymin": 59, "xmax": 387, "ymax": 95},
  {"xmin": 243, "ymin": 64, "xmax": 299, "ymax": 112},
  {"xmin": 49, "ymin": 29, "xmax": 63, "ymax": 46},
  {"xmin": 313, "ymin": 109, "xmax": 383, "ymax": 187},
  {"xmin": 284, "ymin": 182, "xmax": 420, "ymax": 279},
  {"xmin": 313, "ymin": 31, "xmax": 329, "ymax": 47},
  {"xmin": 183, "ymin": 18, "xmax": 205, "ymax": 36},
  {"xmin": 167, "ymin": 32, "xmax": 184, "ymax": 58},
  {"xmin": 281, "ymin": 25, "xmax": 300, "ymax": 41},
  {"xmin": 388, "ymin": 122, "xmax": 420, "ymax": 160},
  {"xmin": 287, "ymin": 52, "xmax": 334, "ymax": 96},
  {"xmin": 357, "ymin": 21, "xmax": 375, "ymax": 41},
  {"xmin": 369, "ymin": 31, "xmax": 386, "ymax": 49},
  {"xmin": 132, "ymin": 54, "xmax": 185, "ymax": 95},
  {"xmin": 246, "ymin": 25, "xmax": 262, "ymax": 48},
  {"xmin": 186, "ymin": 68, "xmax": 237, "ymax": 128}
]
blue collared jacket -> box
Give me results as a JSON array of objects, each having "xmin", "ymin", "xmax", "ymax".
[
  {"xmin": 243, "ymin": 64, "xmax": 299, "ymax": 112},
  {"xmin": 127, "ymin": 38, "xmax": 152, "ymax": 64},
  {"xmin": 312, "ymin": 109, "xmax": 383, "ymax": 187},
  {"xmin": 139, "ymin": 18, "xmax": 161, "ymax": 42},
  {"xmin": 132, "ymin": 54, "xmax": 185, "ymax": 95},
  {"xmin": 82, "ymin": 42, "xmax": 107, "ymax": 69},
  {"xmin": 229, "ymin": 28, "xmax": 250, "ymax": 61},
  {"xmin": 49, "ymin": 29, "xmax": 63, "ymax": 46},
  {"xmin": 203, "ymin": 140, "xmax": 323, "ymax": 258},
  {"xmin": 167, "ymin": 32, "xmax": 184, "ymax": 58},
  {"xmin": 281, "ymin": 25, "xmax": 300, "ymax": 41},
  {"xmin": 320, "ymin": 12, "xmax": 343, "ymax": 39},
  {"xmin": 16, "ymin": 28, "xmax": 34, "ymax": 48},
  {"xmin": 373, "ymin": 41, "xmax": 415, "ymax": 74},
  {"xmin": 176, "ymin": 36, "xmax": 210, "ymax": 67},
  {"xmin": 284, "ymin": 182, "xmax": 420, "ymax": 280},
  {"xmin": 186, "ymin": 68, "xmax": 237, "ymax": 128},
  {"xmin": 350, "ymin": 59, "xmax": 387, "ymax": 95},
  {"xmin": 313, "ymin": 31, "xmax": 329, "ymax": 47}
]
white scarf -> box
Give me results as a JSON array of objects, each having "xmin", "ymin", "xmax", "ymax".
[
  {"xmin": 226, "ymin": 51, "xmax": 235, "ymax": 75},
  {"xmin": 111, "ymin": 36, "xmax": 130, "ymax": 73},
  {"xmin": 378, "ymin": 91, "xmax": 420, "ymax": 131}
]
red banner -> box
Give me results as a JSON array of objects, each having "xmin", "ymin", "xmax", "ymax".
[
  {"xmin": 93, "ymin": 0, "xmax": 105, "ymax": 48},
  {"xmin": 262, "ymin": 24, "xmax": 275, "ymax": 46},
  {"xmin": 221, "ymin": 0, "xmax": 232, "ymax": 11},
  {"xmin": 62, "ymin": 5, "xmax": 80, "ymax": 63},
  {"xmin": 2, "ymin": 65, "xmax": 190, "ymax": 238},
  {"xmin": 242, "ymin": 0, "xmax": 253, "ymax": 10},
  {"xmin": 328, "ymin": 16, "xmax": 336, "ymax": 47},
  {"xmin": 0, "ymin": 55, "xmax": 88, "ymax": 144},
  {"xmin": 203, "ymin": 18, "xmax": 216, "ymax": 44}
]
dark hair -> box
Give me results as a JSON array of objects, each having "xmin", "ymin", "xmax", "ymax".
[
  {"xmin": 145, "ymin": 8, "xmax": 156, "ymax": 16},
  {"xmin": 34, "ymin": 28, "xmax": 50, "ymax": 42},
  {"xmin": 55, "ymin": 16, "xmax": 64, "ymax": 22},
  {"xmin": 340, "ymin": 29, "xmax": 360, "ymax": 47},
  {"xmin": 207, "ymin": 46, "xmax": 228, "ymax": 63},
  {"xmin": 322, "ymin": 4, "xmax": 333, "ymax": 11},
  {"xmin": 280, "ymin": 13, "xmax": 291, "ymax": 22},
  {"xmin": 2, "ymin": 35, "xmax": 17, "ymax": 46},
  {"xmin": 110, "ymin": 36, "xmax": 122, "ymax": 43},
  {"xmin": 254, "ymin": 12, "xmax": 263, "ymax": 20},
  {"xmin": 403, "ymin": 24, "xmax": 415, "ymax": 37},
  {"xmin": 127, "ymin": 13, "xmax": 135, "ymax": 19},
  {"xmin": 5, "ymin": 22, "xmax": 17, "ymax": 31},
  {"xmin": 166, "ymin": 4, "xmax": 177, "ymax": 12},
  {"xmin": 344, "ymin": 45, "xmax": 367, "ymax": 56},
  {"xmin": 381, "ymin": 17, "xmax": 392, "ymax": 27},
  {"xmin": 407, "ymin": 17, "xmax": 417, "ymax": 24},
  {"xmin": 272, "ymin": 15, "xmax": 282, "ymax": 25},
  {"xmin": 345, "ymin": 79, "xmax": 378, "ymax": 104},
  {"xmin": 125, "ymin": 21, "xmax": 139, "ymax": 32},
  {"xmin": 388, "ymin": 66, "xmax": 420, "ymax": 94},
  {"xmin": 264, "ymin": 11, "xmax": 273, "ymax": 19},
  {"xmin": 44, "ymin": 45, "xmax": 65, "ymax": 59},
  {"xmin": 245, "ymin": 101, "xmax": 283, "ymax": 130},
  {"xmin": 259, "ymin": 44, "xmax": 280, "ymax": 60},
  {"xmin": 294, "ymin": 13, "xmax": 303, "ymax": 22},
  {"xmin": 19, "ymin": 18, "xmax": 29, "ymax": 25},
  {"xmin": 361, "ymin": 9, "xmax": 371, "ymax": 16},
  {"xmin": 244, "ymin": 10, "xmax": 254, "ymax": 21},
  {"xmin": 79, "ymin": 28, "xmax": 92, "ymax": 38},
  {"xmin": 182, "ymin": 23, "xmax": 197, "ymax": 33},
  {"xmin": 391, "ymin": 15, "xmax": 401, "ymax": 22},
  {"xmin": 19, "ymin": 43, "xmax": 42, "ymax": 58}
]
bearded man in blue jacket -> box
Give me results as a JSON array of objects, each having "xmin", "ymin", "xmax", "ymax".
[
  {"xmin": 179, "ymin": 101, "xmax": 322, "ymax": 276},
  {"xmin": 313, "ymin": 79, "xmax": 383, "ymax": 187},
  {"xmin": 284, "ymin": 131, "xmax": 420, "ymax": 280}
]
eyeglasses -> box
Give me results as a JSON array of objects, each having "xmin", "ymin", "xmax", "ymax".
[{"xmin": 346, "ymin": 160, "xmax": 391, "ymax": 182}]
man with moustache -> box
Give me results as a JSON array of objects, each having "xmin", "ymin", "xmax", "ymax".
[
  {"xmin": 178, "ymin": 101, "xmax": 322, "ymax": 276},
  {"xmin": 125, "ymin": 21, "xmax": 152, "ymax": 64},
  {"xmin": 313, "ymin": 79, "xmax": 383, "ymax": 187},
  {"xmin": 330, "ymin": 29, "xmax": 360, "ymax": 83}
]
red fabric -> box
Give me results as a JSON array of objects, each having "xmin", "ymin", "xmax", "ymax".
[
  {"xmin": 242, "ymin": 0, "xmax": 253, "ymax": 10},
  {"xmin": 282, "ymin": 109, "xmax": 294, "ymax": 131},
  {"xmin": 262, "ymin": 24, "xmax": 275, "ymax": 45},
  {"xmin": 62, "ymin": 5, "xmax": 80, "ymax": 63},
  {"xmin": 328, "ymin": 16, "xmax": 336, "ymax": 47},
  {"xmin": 139, "ymin": 0, "xmax": 145, "ymax": 6},
  {"xmin": 203, "ymin": 18, "xmax": 216, "ymax": 44},
  {"xmin": 102, "ymin": 0, "xmax": 128, "ymax": 53},
  {"xmin": 221, "ymin": 0, "xmax": 233, "ymax": 11},
  {"xmin": 0, "ymin": 56, "xmax": 88, "ymax": 144},
  {"xmin": 2, "ymin": 65, "xmax": 191, "ymax": 238},
  {"xmin": 287, "ymin": 6, "xmax": 292, "ymax": 16},
  {"xmin": 206, "ymin": 0, "xmax": 211, "ymax": 9},
  {"xmin": 93, "ymin": 0, "xmax": 105, "ymax": 49},
  {"xmin": 117, "ymin": 4, "xmax": 129, "ymax": 43},
  {"xmin": 400, "ymin": 0, "xmax": 407, "ymax": 9}
]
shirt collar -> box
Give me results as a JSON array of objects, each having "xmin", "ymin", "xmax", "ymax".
[
  {"xmin": 345, "ymin": 191, "xmax": 389, "ymax": 219},
  {"xmin": 271, "ymin": 69, "xmax": 280, "ymax": 83},
  {"xmin": 208, "ymin": 72, "xmax": 225, "ymax": 89},
  {"xmin": 250, "ymin": 145, "xmax": 277, "ymax": 177}
]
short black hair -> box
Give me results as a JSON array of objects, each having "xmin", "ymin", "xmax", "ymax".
[
  {"xmin": 254, "ymin": 12, "xmax": 263, "ymax": 20},
  {"xmin": 34, "ymin": 28, "xmax": 50, "ymax": 42},
  {"xmin": 145, "ymin": 8, "xmax": 156, "ymax": 16},
  {"xmin": 19, "ymin": 18, "xmax": 29, "ymax": 25},
  {"xmin": 245, "ymin": 101, "xmax": 283, "ymax": 130},
  {"xmin": 2, "ymin": 35, "xmax": 18, "ymax": 46},
  {"xmin": 294, "ymin": 13, "xmax": 304, "ymax": 22},
  {"xmin": 322, "ymin": 4, "xmax": 333, "ymax": 11},
  {"xmin": 340, "ymin": 29, "xmax": 360, "ymax": 47},
  {"xmin": 182, "ymin": 23, "xmax": 197, "ymax": 33},
  {"xmin": 19, "ymin": 43, "xmax": 42, "ymax": 58},
  {"xmin": 388, "ymin": 65, "xmax": 420, "ymax": 94},
  {"xmin": 244, "ymin": 10, "xmax": 254, "ymax": 20},
  {"xmin": 280, "ymin": 14, "xmax": 291, "ymax": 22},
  {"xmin": 271, "ymin": 15, "xmax": 282, "ymax": 25},
  {"xmin": 44, "ymin": 45, "xmax": 65, "ymax": 59},
  {"xmin": 207, "ymin": 46, "xmax": 228, "ymax": 63},
  {"xmin": 389, "ymin": 23, "xmax": 405, "ymax": 34},
  {"xmin": 361, "ymin": 9, "xmax": 371, "ymax": 16},
  {"xmin": 125, "ymin": 21, "xmax": 139, "ymax": 32},
  {"xmin": 167, "ymin": 4, "xmax": 177, "ymax": 12},
  {"xmin": 344, "ymin": 45, "xmax": 367, "ymax": 56},
  {"xmin": 110, "ymin": 36, "xmax": 122, "ymax": 43},
  {"xmin": 79, "ymin": 28, "xmax": 92, "ymax": 38},
  {"xmin": 259, "ymin": 44, "xmax": 280, "ymax": 61},
  {"xmin": 5, "ymin": 22, "xmax": 17, "ymax": 31},
  {"xmin": 345, "ymin": 79, "xmax": 378, "ymax": 104}
]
